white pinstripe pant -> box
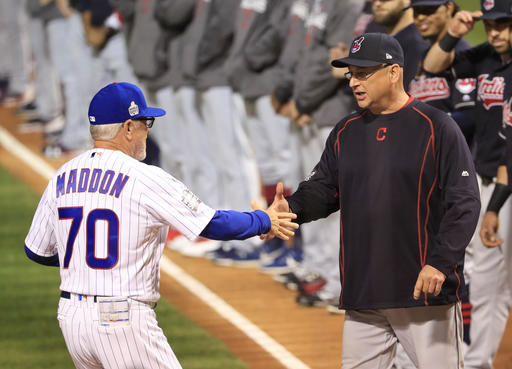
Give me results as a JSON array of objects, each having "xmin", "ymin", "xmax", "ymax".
[{"xmin": 58, "ymin": 295, "xmax": 182, "ymax": 369}]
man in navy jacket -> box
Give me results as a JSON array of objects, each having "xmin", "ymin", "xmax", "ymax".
[{"xmin": 269, "ymin": 33, "xmax": 480, "ymax": 368}]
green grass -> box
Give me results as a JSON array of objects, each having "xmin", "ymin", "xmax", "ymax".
[
  {"xmin": 0, "ymin": 166, "xmax": 248, "ymax": 369},
  {"xmin": 458, "ymin": 0, "xmax": 487, "ymax": 45}
]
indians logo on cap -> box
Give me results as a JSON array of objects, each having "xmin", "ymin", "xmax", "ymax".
[
  {"xmin": 483, "ymin": 0, "xmax": 494, "ymax": 10},
  {"xmin": 351, "ymin": 36, "xmax": 364, "ymax": 53},
  {"xmin": 128, "ymin": 101, "xmax": 139, "ymax": 116}
]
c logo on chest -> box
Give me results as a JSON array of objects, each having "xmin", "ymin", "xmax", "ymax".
[{"xmin": 376, "ymin": 127, "xmax": 387, "ymax": 141}]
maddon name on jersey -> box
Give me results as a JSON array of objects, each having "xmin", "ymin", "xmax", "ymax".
[{"xmin": 56, "ymin": 168, "xmax": 129, "ymax": 198}]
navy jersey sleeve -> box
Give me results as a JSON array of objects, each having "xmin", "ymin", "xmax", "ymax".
[
  {"xmin": 287, "ymin": 126, "xmax": 340, "ymax": 223},
  {"xmin": 451, "ymin": 42, "xmax": 491, "ymax": 79},
  {"xmin": 426, "ymin": 112, "xmax": 481, "ymax": 277}
]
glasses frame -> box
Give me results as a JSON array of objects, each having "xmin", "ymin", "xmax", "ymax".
[
  {"xmin": 134, "ymin": 117, "xmax": 155, "ymax": 129},
  {"xmin": 344, "ymin": 64, "xmax": 391, "ymax": 81}
]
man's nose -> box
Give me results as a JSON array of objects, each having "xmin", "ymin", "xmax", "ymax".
[{"xmin": 349, "ymin": 76, "xmax": 359, "ymax": 89}]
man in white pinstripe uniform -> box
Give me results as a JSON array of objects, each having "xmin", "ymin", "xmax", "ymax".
[{"xmin": 24, "ymin": 82, "xmax": 298, "ymax": 369}]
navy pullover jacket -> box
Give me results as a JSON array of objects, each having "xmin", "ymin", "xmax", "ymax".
[{"xmin": 287, "ymin": 97, "xmax": 480, "ymax": 310}]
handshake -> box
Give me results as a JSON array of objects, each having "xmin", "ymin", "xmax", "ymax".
[{"xmin": 251, "ymin": 182, "xmax": 299, "ymax": 241}]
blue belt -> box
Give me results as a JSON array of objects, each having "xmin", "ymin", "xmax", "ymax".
[{"xmin": 60, "ymin": 290, "xmax": 99, "ymax": 302}]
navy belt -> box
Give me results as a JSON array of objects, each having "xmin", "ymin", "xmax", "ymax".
[{"xmin": 61, "ymin": 290, "xmax": 99, "ymax": 302}]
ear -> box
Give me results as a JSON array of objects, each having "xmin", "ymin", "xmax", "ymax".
[
  {"xmin": 389, "ymin": 64, "xmax": 402, "ymax": 84},
  {"xmin": 123, "ymin": 119, "xmax": 135, "ymax": 140},
  {"xmin": 444, "ymin": 1, "xmax": 455, "ymax": 16}
]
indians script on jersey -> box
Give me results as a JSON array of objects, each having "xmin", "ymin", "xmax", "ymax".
[
  {"xmin": 478, "ymin": 74, "xmax": 504, "ymax": 110},
  {"xmin": 409, "ymin": 76, "xmax": 450, "ymax": 102}
]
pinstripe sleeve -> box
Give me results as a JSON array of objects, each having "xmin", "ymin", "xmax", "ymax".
[
  {"xmin": 25, "ymin": 185, "xmax": 58, "ymax": 257},
  {"xmin": 139, "ymin": 165, "xmax": 215, "ymax": 240}
]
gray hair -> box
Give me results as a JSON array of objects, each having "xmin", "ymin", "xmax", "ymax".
[{"xmin": 90, "ymin": 123, "xmax": 123, "ymax": 141}]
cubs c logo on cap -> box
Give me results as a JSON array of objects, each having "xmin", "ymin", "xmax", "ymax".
[
  {"xmin": 483, "ymin": 0, "xmax": 494, "ymax": 10},
  {"xmin": 351, "ymin": 36, "xmax": 364, "ymax": 53}
]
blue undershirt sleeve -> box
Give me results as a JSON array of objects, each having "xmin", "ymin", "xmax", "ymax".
[
  {"xmin": 200, "ymin": 210, "xmax": 271, "ymax": 241},
  {"xmin": 25, "ymin": 245, "xmax": 60, "ymax": 267}
]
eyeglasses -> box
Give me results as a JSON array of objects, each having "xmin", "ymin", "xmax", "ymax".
[
  {"xmin": 134, "ymin": 117, "xmax": 155, "ymax": 128},
  {"xmin": 345, "ymin": 64, "xmax": 391, "ymax": 81},
  {"xmin": 412, "ymin": 5, "xmax": 442, "ymax": 17}
]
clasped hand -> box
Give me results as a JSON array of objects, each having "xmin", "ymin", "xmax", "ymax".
[
  {"xmin": 251, "ymin": 182, "xmax": 299, "ymax": 241},
  {"xmin": 251, "ymin": 200, "xmax": 298, "ymax": 241}
]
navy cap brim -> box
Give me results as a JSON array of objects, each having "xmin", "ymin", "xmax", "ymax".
[
  {"xmin": 331, "ymin": 57, "xmax": 383, "ymax": 68},
  {"xmin": 406, "ymin": 0, "xmax": 450, "ymax": 8},
  {"xmin": 475, "ymin": 12, "xmax": 512, "ymax": 20},
  {"xmin": 139, "ymin": 107, "xmax": 166, "ymax": 118}
]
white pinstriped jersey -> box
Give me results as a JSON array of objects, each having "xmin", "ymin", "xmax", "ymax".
[{"xmin": 25, "ymin": 149, "xmax": 215, "ymax": 302}]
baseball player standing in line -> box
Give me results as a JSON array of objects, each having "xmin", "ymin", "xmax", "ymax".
[
  {"xmin": 269, "ymin": 33, "xmax": 480, "ymax": 368},
  {"xmin": 276, "ymin": 0, "xmax": 364, "ymax": 307},
  {"xmin": 408, "ymin": 0, "xmax": 476, "ymax": 115},
  {"xmin": 180, "ymin": 0, "xmax": 265, "ymax": 265},
  {"xmin": 480, "ymin": 45, "xmax": 512, "ymax": 363},
  {"xmin": 24, "ymin": 82, "xmax": 298, "ymax": 369},
  {"xmin": 369, "ymin": 0, "xmax": 430, "ymax": 89},
  {"xmin": 423, "ymin": 1, "xmax": 512, "ymax": 367},
  {"xmin": 407, "ymin": 0, "xmax": 477, "ymax": 350}
]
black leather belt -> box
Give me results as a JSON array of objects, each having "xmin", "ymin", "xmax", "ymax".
[
  {"xmin": 61, "ymin": 291, "xmax": 157, "ymax": 309},
  {"xmin": 61, "ymin": 290, "xmax": 99, "ymax": 302}
]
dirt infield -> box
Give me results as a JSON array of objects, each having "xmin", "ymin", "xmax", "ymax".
[{"xmin": 2, "ymin": 104, "xmax": 511, "ymax": 369}]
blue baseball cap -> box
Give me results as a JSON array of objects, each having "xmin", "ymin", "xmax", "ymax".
[
  {"xmin": 88, "ymin": 82, "xmax": 166, "ymax": 125},
  {"xmin": 479, "ymin": 0, "xmax": 512, "ymax": 20}
]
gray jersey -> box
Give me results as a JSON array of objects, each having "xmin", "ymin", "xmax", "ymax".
[
  {"xmin": 181, "ymin": 0, "xmax": 240, "ymax": 89},
  {"xmin": 273, "ymin": 0, "xmax": 312, "ymax": 104},
  {"xmin": 293, "ymin": 0, "xmax": 363, "ymax": 125},
  {"xmin": 224, "ymin": 0, "xmax": 293, "ymax": 98}
]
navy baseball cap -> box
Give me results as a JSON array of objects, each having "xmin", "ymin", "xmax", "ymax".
[
  {"xmin": 331, "ymin": 33, "xmax": 404, "ymax": 68},
  {"xmin": 409, "ymin": 0, "xmax": 452, "ymax": 6},
  {"xmin": 479, "ymin": 0, "xmax": 512, "ymax": 20},
  {"xmin": 88, "ymin": 82, "xmax": 166, "ymax": 125}
]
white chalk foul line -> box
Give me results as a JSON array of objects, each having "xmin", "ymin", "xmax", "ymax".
[
  {"xmin": 0, "ymin": 125, "xmax": 311, "ymax": 369},
  {"xmin": 0, "ymin": 125, "xmax": 56, "ymax": 180},
  {"xmin": 160, "ymin": 256, "xmax": 311, "ymax": 369}
]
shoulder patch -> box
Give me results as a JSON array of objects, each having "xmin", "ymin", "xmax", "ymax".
[{"xmin": 181, "ymin": 189, "xmax": 201, "ymax": 212}]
